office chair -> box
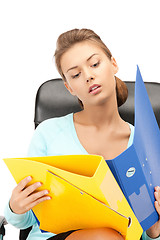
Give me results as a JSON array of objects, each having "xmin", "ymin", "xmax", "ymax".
[{"xmin": 1, "ymin": 78, "xmax": 160, "ymax": 240}]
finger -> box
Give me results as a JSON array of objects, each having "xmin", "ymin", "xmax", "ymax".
[
  {"xmin": 25, "ymin": 195, "xmax": 51, "ymax": 212},
  {"xmin": 154, "ymin": 189, "xmax": 160, "ymax": 202},
  {"xmin": 16, "ymin": 176, "xmax": 32, "ymax": 192},
  {"xmin": 26, "ymin": 189, "xmax": 50, "ymax": 203},
  {"xmin": 155, "ymin": 200, "xmax": 160, "ymax": 215},
  {"xmin": 155, "ymin": 186, "xmax": 160, "ymax": 192},
  {"xmin": 22, "ymin": 181, "xmax": 42, "ymax": 197}
]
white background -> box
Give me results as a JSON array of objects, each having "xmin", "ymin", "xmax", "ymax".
[{"xmin": 0, "ymin": 0, "xmax": 160, "ymax": 239}]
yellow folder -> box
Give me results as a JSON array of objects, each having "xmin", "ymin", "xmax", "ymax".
[{"xmin": 3, "ymin": 155, "xmax": 143, "ymax": 239}]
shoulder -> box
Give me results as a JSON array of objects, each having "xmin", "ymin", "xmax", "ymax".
[
  {"xmin": 27, "ymin": 113, "xmax": 73, "ymax": 157},
  {"xmin": 35, "ymin": 113, "xmax": 73, "ymax": 134}
]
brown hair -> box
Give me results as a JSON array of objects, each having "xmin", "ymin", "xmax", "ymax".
[{"xmin": 54, "ymin": 28, "xmax": 128, "ymax": 107}]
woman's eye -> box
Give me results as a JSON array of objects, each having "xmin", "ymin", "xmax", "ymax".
[
  {"xmin": 92, "ymin": 61, "xmax": 100, "ymax": 68},
  {"xmin": 72, "ymin": 72, "xmax": 81, "ymax": 79}
]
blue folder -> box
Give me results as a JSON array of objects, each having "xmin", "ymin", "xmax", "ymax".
[{"xmin": 106, "ymin": 66, "xmax": 160, "ymax": 231}]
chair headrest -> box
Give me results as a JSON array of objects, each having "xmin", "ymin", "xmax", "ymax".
[{"xmin": 34, "ymin": 78, "xmax": 160, "ymax": 128}]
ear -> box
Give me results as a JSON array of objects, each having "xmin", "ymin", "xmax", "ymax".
[
  {"xmin": 111, "ymin": 57, "xmax": 119, "ymax": 75},
  {"xmin": 64, "ymin": 81, "xmax": 76, "ymax": 96}
]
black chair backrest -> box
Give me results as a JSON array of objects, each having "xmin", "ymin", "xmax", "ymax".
[{"xmin": 34, "ymin": 78, "xmax": 160, "ymax": 128}]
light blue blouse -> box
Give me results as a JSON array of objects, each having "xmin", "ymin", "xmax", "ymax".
[{"xmin": 4, "ymin": 113, "xmax": 159, "ymax": 240}]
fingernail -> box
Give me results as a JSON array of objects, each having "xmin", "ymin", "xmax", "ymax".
[
  {"xmin": 155, "ymin": 201, "xmax": 159, "ymax": 206},
  {"xmin": 27, "ymin": 176, "xmax": 32, "ymax": 181},
  {"xmin": 37, "ymin": 182, "xmax": 42, "ymax": 187},
  {"xmin": 44, "ymin": 190, "xmax": 49, "ymax": 194},
  {"xmin": 46, "ymin": 196, "xmax": 51, "ymax": 200},
  {"xmin": 155, "ymin": 192, "xmax": 158, "ymax": 200},
  {"xmin": 155, "ymin": 186, "xmax": 160, "ymax": 191}
]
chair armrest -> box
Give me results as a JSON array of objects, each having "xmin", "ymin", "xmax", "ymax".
[
  {"xmin": 0, "ymin": 216, "xmax": 7, "ymax": 238},
  {"xmin": 0, "ymin": 216, "xmax": 7, "ymax": 228}
]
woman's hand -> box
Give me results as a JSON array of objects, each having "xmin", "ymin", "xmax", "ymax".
[
  {"xmin": 146, "ymin": 186, "xmax": 160, "ymax": 238},
  {"xmin": 9, "ymin": 176, "xmax": 51, "ymax": 214}
]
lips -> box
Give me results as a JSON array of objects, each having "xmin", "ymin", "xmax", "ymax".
[{"xmin": 89, "ymin": 84, "xmax": 101, "ymax": 93}]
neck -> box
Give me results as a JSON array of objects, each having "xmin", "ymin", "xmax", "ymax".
[{"xmin": 78, "ymin": 95, "xmax": 123, "ymax": 129}]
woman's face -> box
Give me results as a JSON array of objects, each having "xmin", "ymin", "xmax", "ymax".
[{"xmin": 60, "ymin": 40, "xmax": 118, "ymax": 107}]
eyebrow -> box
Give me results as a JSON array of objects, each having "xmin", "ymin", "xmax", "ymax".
[{"xmin": 66, "ymin": 53, "xmax": 99, "ymax": 73}]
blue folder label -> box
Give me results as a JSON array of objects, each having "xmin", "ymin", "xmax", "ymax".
[{"xmin": 126, "ymin": 167, "xmax": 136, "ymax": 177}]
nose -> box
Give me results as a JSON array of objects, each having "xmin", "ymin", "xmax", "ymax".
[
  {"xmin": 86, "ymin": 77, "xmax": 94, "ymax": 83},
  {"xmin": 84, "ymin": 68, "xmax": 95, "ymax": 83}
]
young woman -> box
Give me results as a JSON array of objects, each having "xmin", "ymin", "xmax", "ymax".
[{"xmin": 5, "ymin": 29, "xmax": 160, "ymax": 240}]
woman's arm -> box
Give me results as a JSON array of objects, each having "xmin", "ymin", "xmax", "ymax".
[
  {"xmin": 4, "ymin": 122, "xmax": 50, "ymax": 230},
  {"xmin": 4, "ymin": 203, "xmax": 36, "ymax": 229},
  {"xmin": 4, "ymin": 176, "xmax": 51, "ymax": 229}
]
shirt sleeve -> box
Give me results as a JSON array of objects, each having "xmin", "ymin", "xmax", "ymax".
[
  {"xmin": 142, "ymin": 231, "xmax": 160, "ymax": 240},
  {"xmin": 4, "ymin": 202, "xmax": 37, "ymax": 229}
]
